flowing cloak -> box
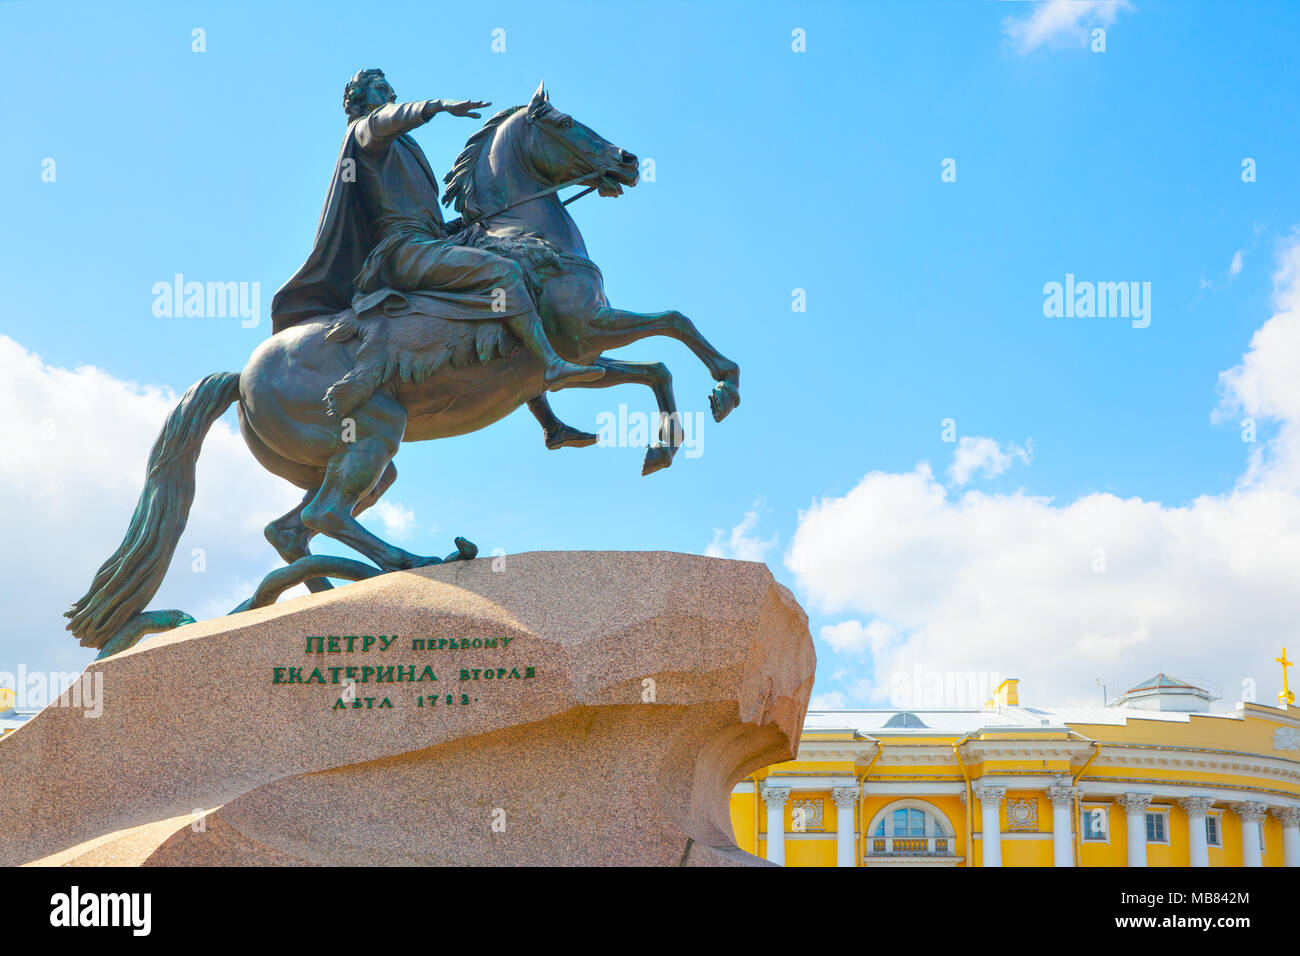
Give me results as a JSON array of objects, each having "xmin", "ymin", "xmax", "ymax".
[{"xmin": 270, "ymin": 101, "xmax": 531, "ymax": 335}]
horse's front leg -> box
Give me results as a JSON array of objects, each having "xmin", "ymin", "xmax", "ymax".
[
  {"xmin": 557, "ymin": 356, "xmax": 682, "ymax": 476},
  {"xmin": 588, "ymin": 307, "xmax": 740, "ymax": 422}
]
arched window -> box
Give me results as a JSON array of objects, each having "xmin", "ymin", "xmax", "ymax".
[
  {"xmin": 867, "ymin": 800, "xmax": 953, "ymax": 857},
  {"xmin": 875, "ymin": 807, "xmax": 927, "ymax": 838}
]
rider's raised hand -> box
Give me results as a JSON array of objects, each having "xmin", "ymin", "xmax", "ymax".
[{"xmin": 443, "ymin": 99, "xmax": 491, "ymax": 119}]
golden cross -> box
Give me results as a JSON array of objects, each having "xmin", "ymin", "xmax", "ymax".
[{"xmin": 1278, "ymin": 647, "xmax": 1295, "ymax": 706}]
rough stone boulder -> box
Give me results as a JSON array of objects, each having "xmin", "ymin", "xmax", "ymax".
[{"xmin": 0, "ymin": 551, "xmax": 815, "ymax": 866}]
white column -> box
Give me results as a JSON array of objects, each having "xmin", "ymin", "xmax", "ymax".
[
  {"xmin": 974, "ymin": 785, "xmax": 1006, "ymax": 867},
  {"xmin": 831, "ymin": 786, "xmax": 858, "ymax": 868},
  {"xmin": 1047, "ymin": 786, "xmax": 1076, "ymax": 867},
  {"xmin": 1179, "ymin": 797, "xmax": 1214, "ymax": 868},
  {"xmin": 1273, "ymin": 807, "xmax": 1300, "ymax": 867},
  {"xmin": 762, "ymin": 786, "xmax": 790, "ymax": 866},
  {"xmin": 1233, "ymin": 801, "xmax": 1266, "ymax": 867},
  {"xmin": 1116, "ymin": 793, "xmax": 1153, "ymax": 867}
]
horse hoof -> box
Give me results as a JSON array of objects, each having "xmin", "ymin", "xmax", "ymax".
[
  {"xmin": 642, "ymin": 444, "xmax": 674, "ymax": 476},
  {"xmin": 710, "ymin": 380, "xmax": 740, "ymax": 422},
  {"xmin": 446, "ymin": 536, "xmax": 479, "ymax": 562}
]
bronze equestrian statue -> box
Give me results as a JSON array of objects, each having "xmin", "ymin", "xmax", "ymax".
[{"xmin": 67, "ymin": 72, "xmax": 741, "ymax": 659}]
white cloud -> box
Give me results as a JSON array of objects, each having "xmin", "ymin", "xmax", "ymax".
[
  {"xmin": 706, "ymin": 502, "xmax": 778, "ymax": 562},
  {"xmin": 368, "ymin": 500, "xmax": 416, "ymax": 540},
  {"xmin": 809, "ymin": 690, "xmax": 849, "ymax": 710},
  {"xmin": 1201, "ymin": 247, "xmax": 1249, "ymax": 291},
  {"xmin": 1003, "ymin": 0, "xmax": 1132, "ymax": 54},
  {"xmin": 0, "ymin": 337, "xmax": 302, "ymax": 674},
  {"xmin": 820, "ymin": 619, "xmax": 896, "ymax": 656},
  {"xmin": 789, "ymin": 235, "xmax": 1300, "ymax": 708},
  {"xmin": 948, "ymin": 436, "xmax": 1032, "ymax": 486},
  {"xmin": 1214, "ymin": 242, "xmax": 1300, "ymax": 492}
]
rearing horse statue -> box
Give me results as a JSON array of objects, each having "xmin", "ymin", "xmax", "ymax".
[{"xmin": 66, "ymin": 83, "xmax": 741, "ymax": 657}]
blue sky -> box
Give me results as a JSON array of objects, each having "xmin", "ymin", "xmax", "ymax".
[{"xmin": 4, "ymin": 0, "xmax": 1300, "ymax": 710}]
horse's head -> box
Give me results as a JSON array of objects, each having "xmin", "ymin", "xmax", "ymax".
[
  {"xmin": 444, "ymin": 82, "xmax": 639, "ymax": 222},
  {"xmin": 518, "ymin": 81, "xmax": 640, "ymax": 196}
]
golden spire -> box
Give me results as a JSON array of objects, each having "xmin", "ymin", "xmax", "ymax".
[{"xmin": 1278, "ymin": 647, "xmax": 1295, "ymax": 707}]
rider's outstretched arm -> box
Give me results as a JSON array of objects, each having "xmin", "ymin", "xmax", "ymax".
[
  {"xmin": 355, "ymin": 101, "xmax": 441, "ymax": 150},
  {"xmin": 356, "ymin": 99, "xmax": 485, "ymax": 151}
]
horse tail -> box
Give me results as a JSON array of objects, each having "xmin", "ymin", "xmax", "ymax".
[{"xmin": 65, "ymin": 371, "xmax": 242, "ymax": 650}]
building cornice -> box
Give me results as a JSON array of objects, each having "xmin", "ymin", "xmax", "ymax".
[
  {"xmin": 874, "ymin": 745, "xmax": 961, "ymax": 765},
  {"xmin": 1075, "ymin": 777, "xmax": 1300, "ymax": 806},
  {"xmin": 795, "ymin": 739, "xmax": 879, "ymax": 762},
  {"xmin": 864, "ymin": 856, "xmax": 965, "ymax": 867},
  {"xmin": 1089, "ymin": 744, "xmax": 1300, "ymax": 787},
  {"xmin": 1234, "ymin": 702, "xmax": 1300, "ymax": 729},
  {"xmin": 762, "ymin": 774, "xmax": 859, "ymax": 791},
  {"xmin": 959, "ymin": 738, "xmax": 1093, "ymax": 763}
]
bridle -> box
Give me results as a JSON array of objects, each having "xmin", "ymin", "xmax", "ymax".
[
  {"xmin": 460, "ymin": 106, "xmax": 615, "ymax": 225},
  {"xmin": 460, "ymin": 174, "xmax": 599, "ymax": 226}
]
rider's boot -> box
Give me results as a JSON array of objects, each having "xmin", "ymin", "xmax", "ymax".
[
  {"xmin": 526, "ymin": 395, "xmax": 599, "ymax": 449},
  {"xmin": 544, "ymin": 423, "xmax": 599, "ymax": 450},
  {"xmin": 507, "ymin": 312, "xmax": 604, "ymax": 388}
]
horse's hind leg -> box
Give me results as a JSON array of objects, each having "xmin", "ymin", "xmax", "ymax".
[
  {"xmin": 239, "ymin": 411, "xmax": 335, "ymax": 588},
  {"xmin": 589, "ymin": 306, "xmax": 740, "ymax": 422},
  {"xmin": 356, "ymin": 461, "xmax": 397, "ymax": 516},
  {"xmin": 267, "ymin": 493, "xmax": 314, "ymax": 565},
  {"xmin": 299, "ymin": 399, "xmax": 430, "ymax": 571},
  {"xmin": 265, "ymin": 462, "xmax": 397, "ymax": 591},
  {"xmin": 266, "ymin": 492, "xmax": 331, "ymax": 592}
]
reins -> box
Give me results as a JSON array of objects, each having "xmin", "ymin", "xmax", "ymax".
[
  {"xmin": 461, "ymin": 173, "xmax": 600, "ymax": 225},
  {"xmin": 460, "ymin": 111, "xmax": 608, "ymax": 225}
]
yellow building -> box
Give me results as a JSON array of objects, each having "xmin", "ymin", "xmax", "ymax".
[
  {"xmin": 0, "ymin": 687, "xmax": 36, "ymax": 739},
  {"xmin": 731, "ymin": 674, "xmax": 1300, "ymax": 867}
]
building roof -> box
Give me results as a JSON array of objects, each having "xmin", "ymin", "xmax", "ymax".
[
  {"xmin": 1125, "ymin": 673, "xmax": 1206, "ymax": 693},
  {"xmin": 882, "ymin": 712, "xmax": 929, "ymax": 728},
  {"xmin": 0, "ymin": 707, "xmax": 39, "ymax": 734},
  {"xmin": 801, "ymin": 703, "xmax": 1241, "ymax": 737}
]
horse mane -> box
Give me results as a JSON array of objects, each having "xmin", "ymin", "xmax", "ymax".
[{"xmin": 442, "ymin": 105, "xmax": 523, "ymax": 217}]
